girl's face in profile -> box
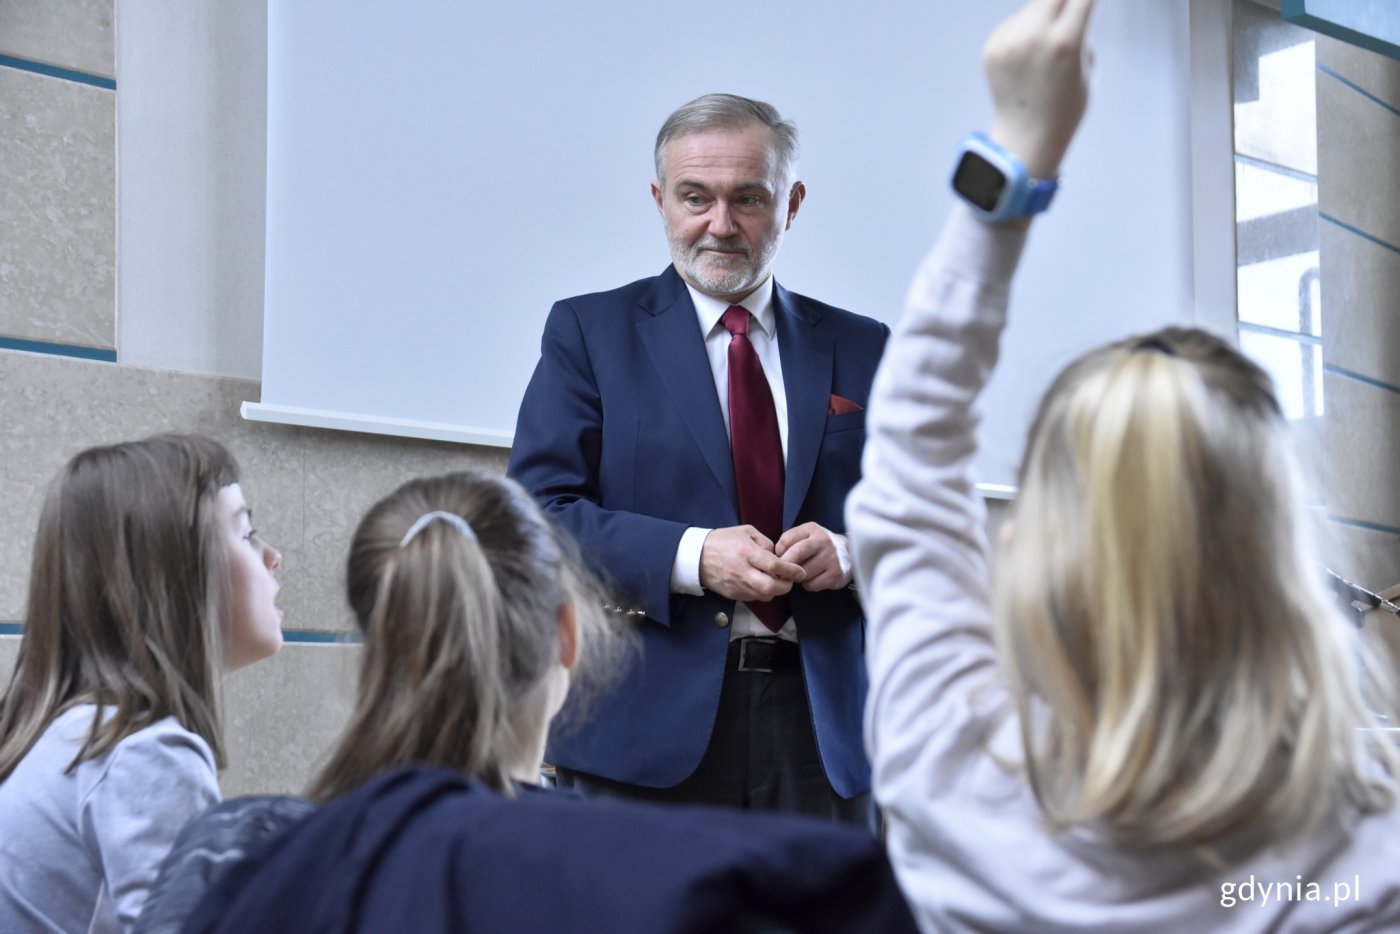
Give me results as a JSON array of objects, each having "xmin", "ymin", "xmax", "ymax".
[{"xmin": 217, "ymin": 483, "xmax": 284, "ymax": 670}]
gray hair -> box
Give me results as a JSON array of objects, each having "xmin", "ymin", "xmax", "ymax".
[{"xmin": 653, "ymin": 93, "xmax": 800, "ymax": 187}]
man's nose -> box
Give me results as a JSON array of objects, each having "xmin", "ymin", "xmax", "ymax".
[{"xmin": 707, "ymin": 202, "xmax": 738, "ymax": 237}]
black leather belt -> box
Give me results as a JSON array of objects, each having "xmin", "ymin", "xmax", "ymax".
[{"xmin": 729, "ymin": 637, "xmax": 800, "ymax": 673}]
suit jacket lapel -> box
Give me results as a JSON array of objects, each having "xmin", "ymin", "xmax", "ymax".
[
  {"xmin": 636, "ymin": 267, "xmax": 738, "ymax": 509},
  {"xmin": 775, "ymin": 282, "xmax": 833, "ymax": 529}
]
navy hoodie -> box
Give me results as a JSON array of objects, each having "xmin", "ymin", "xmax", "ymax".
[{"xmin": 168, "ymin": 767, "xmax": 917, "ymax": 934}]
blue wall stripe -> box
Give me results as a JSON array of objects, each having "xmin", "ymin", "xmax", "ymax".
[
  {"xmin": 0, "ymin": 624, "xmax": 359, "ymax": 644},
  {"xmin": 282, "ymin": 630, "xmax": 362, "ymax": 645},
  {"xmin": 1323, "ymin": 362, "xmax": 1400, "ymax": 396},
  {"xmin": 1233, "ymin": 152, "xmax": 1317, "ymax": 184},
  {"xmin": 0, "ymin": 336, "xmax": 116, "ymax": 362},
  {"xmin": 1286, "ymin": 0, "xmax": 1400, "ymax": 61},
  {"xmin": 1318, "ymin": 66, "xmax": 1400, "ymax": 119},
  {"xmin": 1328, "ymin": 515, "xmax": 1400, "ymax": 538},
  {"xmin": 0, "ymin": 54, "xmax": 115, "ymax": 91},
  {"xmin": 1238, "ymin": 322, "xmax": 1321, "ymax": 345},
  {"xmin": 1319, "ymin": 213, "xmax": 1400, "ymax": 257}
]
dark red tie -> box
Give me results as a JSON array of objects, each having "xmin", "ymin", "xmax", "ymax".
[{"xmin": 722, "ymin": 305, "xmax": 790, "ymax": 633}]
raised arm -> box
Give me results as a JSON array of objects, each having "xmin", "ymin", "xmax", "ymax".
[
  {"xmin": 984, "ymin": 0, "xmax": 1095, "ymax": 191},
  {"xmin": 843, "ymin": 0, "xmax": 1096, "ymax": 914}
]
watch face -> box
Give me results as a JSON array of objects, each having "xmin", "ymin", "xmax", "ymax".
[{"xmin": 952, "ymin": 150, "xmax": 1006, "ymax": 212}]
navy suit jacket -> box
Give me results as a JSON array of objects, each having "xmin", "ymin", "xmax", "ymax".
[{"xmin": 508, "ymin": 266, "xmax": 888, "ymax": 798}]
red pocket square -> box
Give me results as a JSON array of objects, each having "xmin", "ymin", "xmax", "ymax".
[{"xmin": 828, "ymin": 394, "xmax": 863, "ymax": 416}]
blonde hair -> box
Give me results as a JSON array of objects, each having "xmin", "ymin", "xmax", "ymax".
[
  {"xmin": 995, "ymin": 327, "xmax": 1397, "ymax": 849},
  {"xmin": 0, "ymin": 435, "xmax": 238, "ymax": 778},
  {"xmin": 309, "ymin": 471, "xmax": 625, "ymax": 801}
]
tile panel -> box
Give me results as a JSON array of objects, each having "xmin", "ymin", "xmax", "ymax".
[
  {"xmin": 0, "ymin": 0, "xmax": 114, "ymax": 79},
  {"xmin": 0, "ymin": 68, "xmax": 114, "ymax": 350}
]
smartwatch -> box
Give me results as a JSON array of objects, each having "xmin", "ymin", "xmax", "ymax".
[{"xmin": 950, "ymin": 132, "xmax": 1058, "ymax": 224}]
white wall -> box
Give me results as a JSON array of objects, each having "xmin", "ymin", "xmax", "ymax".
[
  {"xmin": 116, "ymin": 0, "xmax": 1232, "ymax": 490},
  {"xmin": 254, "ymin": 0, "xmax": 1208, "ymax": 487},
  {"xmin": 115, "ymin": 0, "xmax": 267, "ymax": 379}
]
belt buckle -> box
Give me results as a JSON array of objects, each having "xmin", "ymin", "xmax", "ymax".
[{"xmin": 737, "ymin": 638, "xmax": 774, "ymax": 673}]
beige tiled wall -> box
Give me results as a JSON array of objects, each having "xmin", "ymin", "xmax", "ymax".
[
  {"xmin": 0, "ymin": 350, "xmax": 509, "ymax": 625},
  {"xmin": 1317, "ymin": 37, "xmax": 1400, "ymax": 598},
  {"xmin": 1323, "ymin": 373, "xmax": 1400, "ymax": 528},
  {"xmin": 221, "ymin": 643, "xmax": 362, "ymax": 797},
  {"xmin": 0, "ymin": 66, "xmax": 115, "ymax": 350},
  {"xmin": 1317, "ymin": 67, "xmax": 1400, "ymax": 252},
  {"xmin": 0, "ymin": 0, "xmax": 114, "ymax": 78},
  {"xmin": 1318, "ymin": 36, "xmax": 1400, "ymax": 112},
  {"xmin": 1321, "ymin": 220, "xmax": 1400, "ymax": 389}
]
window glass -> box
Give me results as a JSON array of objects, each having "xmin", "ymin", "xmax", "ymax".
[
  {"xmin": 1232, "ymin": 0, "xmax": 1320, "ymax": 423},
  {"xmin": 1239, "ymin": 329, "xmax": 1324, "ymax": 420},
  {"xmin": 1233, "ymin": 1, "xmax": 1318, "ymax": 175},
  {"xmin": 1235, "ymin": 164, "xmax": 1320, "ymax": 336}
]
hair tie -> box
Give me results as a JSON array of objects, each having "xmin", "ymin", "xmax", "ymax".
[
  {"xmin": 399, "ymin": 511, "xmax": 478, "ymax": 548},
  {"xmin": 1133, "ymin": 336, "xmax": 1177, "ymax": 357}
]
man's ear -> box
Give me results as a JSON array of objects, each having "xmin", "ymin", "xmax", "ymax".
[
  {"xmin": 557, "ymin": 602, "xmax": 579, "ymax": 670},
  {"xmin": 785, "ymin": 181, "xmax": 807, "ymax": 229},
  {"xmin": 651, "ymin": 180, "xmax": 665, "ymax": 214}
]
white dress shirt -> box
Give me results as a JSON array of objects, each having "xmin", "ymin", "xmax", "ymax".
[{"xmin": 668, "ymin": 276, "xmax": 797, "ymax": 642}]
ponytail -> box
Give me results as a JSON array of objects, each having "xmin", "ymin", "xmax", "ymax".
[{"xmin": 995, "ymin": 328, "xmax": 1399, "ymax": 849}]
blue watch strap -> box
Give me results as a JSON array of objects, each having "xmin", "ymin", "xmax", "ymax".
[
  {"xmin": 1022, "ymin": 177, "xmax": 1058, "ymax": 215},
  {"xmin": 954, "ymin": 132, "xmax": 1059, "ymax": 222}
]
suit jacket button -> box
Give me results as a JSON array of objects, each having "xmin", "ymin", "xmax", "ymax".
[{"xmin": 714, "ymin": 612, "xmax": 729, "ymax": 627}]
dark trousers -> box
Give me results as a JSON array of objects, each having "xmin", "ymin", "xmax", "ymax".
[{"xmin": 556, "ymin": 638, "xmax": 873, "ymax": 829}]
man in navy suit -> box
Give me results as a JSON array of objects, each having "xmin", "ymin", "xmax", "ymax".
[{"xmin": 508, "ymin": 93, "xmax": 887, "ymax": 821}]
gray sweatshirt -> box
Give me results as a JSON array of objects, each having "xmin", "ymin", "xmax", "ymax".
[{"xmin": 0, "ymin": 705, "xmax": 219, "ymax": 933}]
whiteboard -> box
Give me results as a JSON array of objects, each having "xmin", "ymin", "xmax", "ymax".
[{"xmin": 248, "ymin": 0, "xmax": 1195, "ymax": 489}]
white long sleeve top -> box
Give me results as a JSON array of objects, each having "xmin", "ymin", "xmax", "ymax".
[{"xmin": 846, "ymin": 205, "xmax": 1400, "ymax": 932}]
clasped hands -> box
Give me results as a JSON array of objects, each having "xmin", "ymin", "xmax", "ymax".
[{"xmin": 699, "ymin": 523, "xmax": 851, "ymax": 603}]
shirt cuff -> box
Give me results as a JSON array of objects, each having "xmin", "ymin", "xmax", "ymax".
[
  {"xmin": 670, "ymin": 527, "xmax": 710, "ymax": 595},
  {"xmin": 832, "ymin": 532, "xmax": 855, "ymax": 590}
]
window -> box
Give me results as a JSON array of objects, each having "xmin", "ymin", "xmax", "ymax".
[{"xmin": 1232, "ymin": 0, "xmax": 1322, "ymax": 420}]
